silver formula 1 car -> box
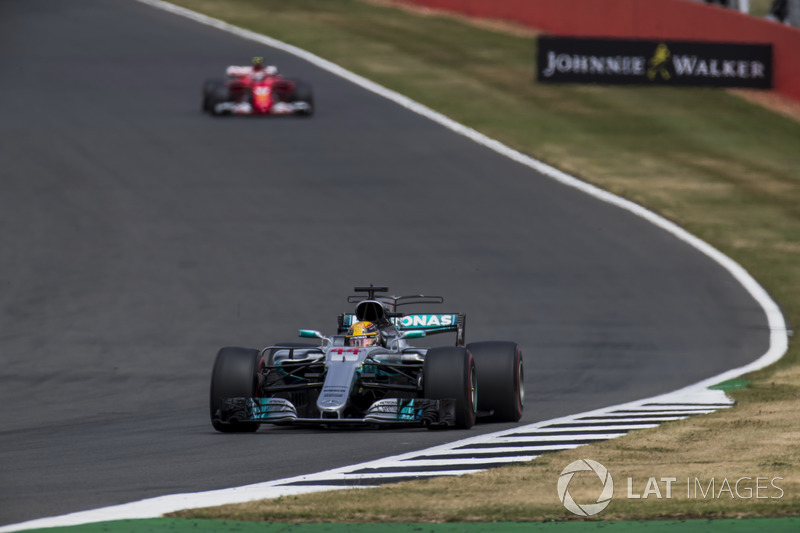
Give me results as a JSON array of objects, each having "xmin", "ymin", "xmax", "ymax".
[{"xmin": 209, "ymin": 286, "xmax": 523, "ymax": 432}]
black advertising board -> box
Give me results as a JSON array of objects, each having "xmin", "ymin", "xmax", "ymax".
[{"xmin": 537, "ymin": 36, "xmax": 772, "ymax": 89}]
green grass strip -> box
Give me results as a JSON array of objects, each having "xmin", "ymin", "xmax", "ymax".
[
  {"xmin": 21, "ymin": 517, "xmax": 800, "ymax": 533},
  {"xmin": 709, "ymin": 379, "xmax": 750, "ymax": 391}
]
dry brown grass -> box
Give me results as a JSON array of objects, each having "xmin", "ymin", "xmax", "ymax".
[
  {"xmin": 730, "ymin": 89, "xmax": 800, "ymax": 123},
  {"xmin": 362, "ymin": 0, "xmax": 542, "ymax": 38}
]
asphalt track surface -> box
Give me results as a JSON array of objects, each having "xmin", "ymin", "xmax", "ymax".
[{"xmin": 0, "ymin": 0, "xmax": 771, "ymax": 527}]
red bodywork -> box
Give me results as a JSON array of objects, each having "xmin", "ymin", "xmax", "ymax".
[{"xmin": 226, "ymin": 73, "xmax": 297, "ymax": 114}]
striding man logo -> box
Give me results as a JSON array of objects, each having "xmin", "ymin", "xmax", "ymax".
[{"xmin": 648, "ymin": 43, "xmax": 672, "ymax": 81}]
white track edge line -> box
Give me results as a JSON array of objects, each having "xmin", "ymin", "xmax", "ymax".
[{"xmin": 0, "ymin": 2, "xmax": 788, "ymax": 532}]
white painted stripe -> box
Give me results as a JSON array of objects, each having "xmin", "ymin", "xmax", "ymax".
[
  {"xmin": 455, "ymin": 443, "xmax": 591, "ymax": 452},
  {"xmin": 1, "ymin": 2, "xmax": 787, "ymax": 532},
  {"xmin": 441, "ymin": 444, "xmax": 587, "ymax": 454},
  {"xmin": 408, "ymin": 452, "xmax": 543, "ymax": 460},
  {"xmin": 643, "ymin": 404, "xmax": 732, "ymax": 408},
  {"xmin": 513, "ymin": 424, "xmax": 640, "ymax": 432},
  {"xmin": 286, "ymin": 470, "xmax": 483, "ymax": 482},
  {"xmin": 395, "ymin": 457, "xmax": 540, "ymax": 466},
  {"xmin": 463, "ymin": 435, "xmax": 640, "ymax": 444},
  {"xmin": 462, "ymin": 433, "xmax": 624, "ymax": 442},
  {"xmin": 575, "ymin": 416, "xmax": 688, "ymax": 422},
  {"xmin": 535, "ymin": 423, "xmax": 663, "ymax": 431},
  {"xmin": 610, "ymin": 409, "xmax": 719, "ymax": 413}
]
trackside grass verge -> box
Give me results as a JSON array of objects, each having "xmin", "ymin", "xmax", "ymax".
[
  {"xmin": 19, "ymin": 517, "xmax": 800, "ymax": 533},
  {"xmin": 164, "ymin": 0, "xmax": 800, "ymax": 522}
]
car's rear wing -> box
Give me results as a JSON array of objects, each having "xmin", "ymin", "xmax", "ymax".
[{"xmin": 338, "ymin": 312, "xmax": 466, "ymax": 346}]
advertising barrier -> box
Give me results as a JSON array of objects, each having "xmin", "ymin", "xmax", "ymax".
[
  {"xmin": 403, "ymin": 0, "xmax": 800, "ymax": 102},
  {"xmin": 538, "ymin": 37, "xmax": 772, "ymax": 89}
]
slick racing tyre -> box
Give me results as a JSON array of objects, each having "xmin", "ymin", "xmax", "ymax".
[
  {"xmin": 288, "ymin": 79, "xmax": 314, "ymax": 116},
  {"xmin": 209, "ymin": 347, "xmax": 263, "ymax": 433},
  {"xmin": 423, "ymin": 347, "xmax": 477, "ymax": 429},
  {"xmin": 202, "ymin": 78, "xmax": 225, "ymax": 112},
  {"xmin": 468, "ymin": 341, "xmax": 523, "ymax": 422},
  {"xmin": 208, "ymin": 83, "xmax": 232, "ymax": 116}
]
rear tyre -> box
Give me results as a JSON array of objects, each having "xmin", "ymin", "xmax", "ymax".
[
  {"xmin": 209, "ymin": 347, "xmax": 263, "ymax": 433},
  {"xmin": 468, "ymin": 341, "xmax": 523, "ymax": 422},
  {"xmin": 423, "ymin": 347, "xmax": 477, "ymax": 429}
]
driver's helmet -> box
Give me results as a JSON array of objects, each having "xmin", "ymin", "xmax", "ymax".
[
  {"xmin": 252, "ymin": 56, "xmax": 265, "ymax": 71},
  {"xmin": 346, "ymin": 321, "xmax": 381, "ymax": 347}
]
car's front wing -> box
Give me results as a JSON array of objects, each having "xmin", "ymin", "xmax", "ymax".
[
  {"xmin": 213, "ymin": 101, "xmax": 311, "ymax": 115},
  {"xmin": 214, "ymin": 397, "xmax": 456, "ymax": 427}
]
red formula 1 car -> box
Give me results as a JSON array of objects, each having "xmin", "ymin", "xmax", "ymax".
[{"xmin": 202, "ymin": 59, "xmax": 314, "ymax": 117}]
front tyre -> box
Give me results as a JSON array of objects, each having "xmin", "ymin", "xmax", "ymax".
[
  {"xmin": 202, "ymin": 78, "xmax": 225, "ymax": 112},
  {"xmin": 468, "ymin": 341, "xmax": 523, "ymax": 422},
  {"xmin": 209, "ymin": 347, "xmax": 263, "ymax": 433},
  {"xmin": 423, "ymin": 347, "xmax": 477, "ymax": 429},
  {"xmin": 288, "ymin": 79, "xmax": 314, "ymax": 116}
]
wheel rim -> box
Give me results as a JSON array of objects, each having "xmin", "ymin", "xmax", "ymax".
[{"xmin": 255, "ymin": 354, "xmax": 266, "ymax": 396}]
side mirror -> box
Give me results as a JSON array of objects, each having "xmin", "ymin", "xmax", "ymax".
[
  {"xmin": 298, "ymin": 329, "xmax": 332, "ymax": 347},
  {"xmin": 298, "ymin": 329, "xmax": 325, "ymax": 339},
  {"xmin": 388, "ymin": 329, "xmax": 426, "ymax": 351}
]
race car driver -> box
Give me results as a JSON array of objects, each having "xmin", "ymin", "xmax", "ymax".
[{"xmin": 346, "ymin": 321, "xmax": 382, "ymax": 347}]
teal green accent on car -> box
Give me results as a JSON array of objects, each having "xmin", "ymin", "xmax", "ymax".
[
  {"xmin": 399, "ymin": 399, "xmax": 418, "ymax": 420},
  {"xmin": 394, "ymin": 314, "xmax": 458, "ymax": 330},
  {"xmin": 249, "ymin": 398, "xmax": 273, "ymax": 419}
]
